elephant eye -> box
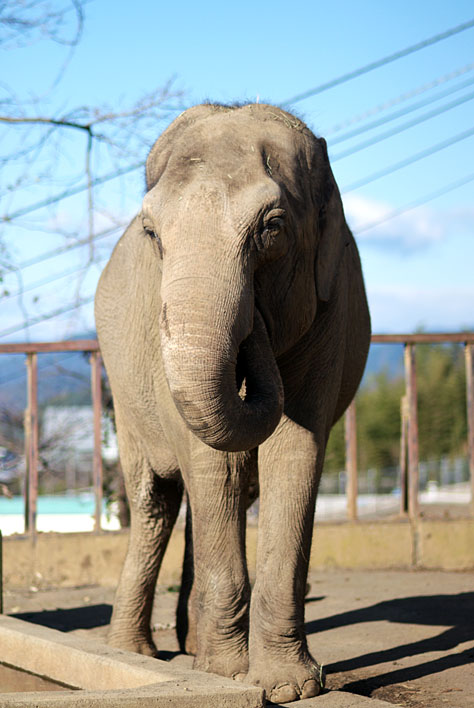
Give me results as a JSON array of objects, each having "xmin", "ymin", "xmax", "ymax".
[
  {"xmin": 264, "ymin": 217, "xmax": 284, "ymax": 235},
  {"xmin": 255, "ymin": 208, "xmax": 287, "ymax": 260},
  {"xmin": 142, "ymin": 217, "xmax": 163, "ymax": 258},
  {"xmin": 142, "ymin": 217, "xmax": 155, "ymax": 235},
  {"xmin": 261, "ymin": 209, "xmax": 286, "ymax": 240}
]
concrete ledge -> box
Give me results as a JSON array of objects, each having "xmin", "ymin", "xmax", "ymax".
[
  {"xmin": 310, "ymin": 521, "xmax": 413, "ymax": 569},
  {"xmin": 2, "ymin": 529, "xmax": 181, "ymax": 589},
  {"xmin": 0, "ymin": 615, "xmax": 264, "ymax": 707},
  {"xmin": 2, "ymin": 518, "xmax": 473, "ymax": 590},
  {"xmin": 417, "ymin": 518, "xmax": 474, "ymax": 569},
  {"xmin": 273, "ymin": 693, "xmax": 400, "ymax": 707}
]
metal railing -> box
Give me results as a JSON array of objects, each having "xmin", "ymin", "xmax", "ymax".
[
  {"xmin": 0, "ymin": 340, "xmax": 102, "ymax": 534},
  {"xmin": 344, "ymin": 333, "xmax": 474, "ymax": 520},
  {"xmin": 0, "ymin": 333, "xmax": 473, "ymax": 534}
]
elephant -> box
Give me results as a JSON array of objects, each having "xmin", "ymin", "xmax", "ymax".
[{"xmin": 95, "ymin": 103, "xmax": 371, "ymax": 703}]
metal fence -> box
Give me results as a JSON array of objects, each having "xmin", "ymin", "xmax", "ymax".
[
  {"xmin": 0, "ymin": 333, "xmax": 473, "ymax": 534},
  {"xmin": 0, "ymin": 340, "xmax": 102, "ymax": 534},
  {"xmin": 344, "ymin": 333, "xmax": 474, "ymax": 520}
]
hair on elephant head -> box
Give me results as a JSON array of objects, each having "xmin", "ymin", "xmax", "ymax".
[{"xmin": 95, "ymin": 103, "xmax": 370, "ymax": 704}]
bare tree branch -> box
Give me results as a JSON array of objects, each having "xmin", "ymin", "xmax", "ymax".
[
  {"xmin": 0, "ymin": 115, "xmax": 93, "ymax": 131},
  {"xmin": 0, "ymin": 3, "xmax": 186, "ymax": 338},
  {"xmin": 0, "ymin": 0, "xmax": 84, "ymax": 48}
]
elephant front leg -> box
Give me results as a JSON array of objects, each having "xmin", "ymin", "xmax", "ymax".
[
  {"xmin": 247, "ymin": 416, "xmax": 325, "ymax": 703},
  {"xmin": 185, "ymin": 447, "xmax": 253, "ymax": 679}
]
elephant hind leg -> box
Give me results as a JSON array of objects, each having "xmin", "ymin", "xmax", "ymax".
[
  {"xmin": 108, "ymin": 417, "xmax": 182, "ymax": 656},
  {"xmin": 109, "ymin": 470, "xmax": 182, "ymax": 656}
]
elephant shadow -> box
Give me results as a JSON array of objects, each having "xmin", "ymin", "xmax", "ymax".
[
  {"xmin": 305, "ymin": 591, "xmax": 474, "ymax": 693},
  {"xmin": 12, "ymin": 604, "xmax": 112, "ymax": 632}
]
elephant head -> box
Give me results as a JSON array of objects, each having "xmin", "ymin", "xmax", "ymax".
[{"xmin": 139, "ymin": 104, "xmax": 350, "ymax": 452}]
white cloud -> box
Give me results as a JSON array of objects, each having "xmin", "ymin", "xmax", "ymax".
[{"xmin": 342, "ymin": 194, "xmax": 468, "ymax": 252}]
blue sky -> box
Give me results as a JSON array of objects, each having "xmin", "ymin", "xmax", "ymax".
[{"xmin": 1, "ymin": 0, "xmax": 474, "ymax": 340}]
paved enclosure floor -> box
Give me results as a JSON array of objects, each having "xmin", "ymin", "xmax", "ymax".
[{"xmin": 3, "ymin": 569, "xmax": 474, "ymax": 707}]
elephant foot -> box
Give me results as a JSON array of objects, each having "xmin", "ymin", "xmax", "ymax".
[
  {"xmin": 193, "ymin": 649, "xmax": 249, "ymax": 681},
  {"xmin": 245, "ymin": 656, "xmax": 325, "ymax": 703},
  {"xmin": 108, "ymin": 630, "xmax": 159, "ymax": 658}
]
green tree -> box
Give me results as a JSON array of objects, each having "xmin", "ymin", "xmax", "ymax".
[
  {"xmin": 324, "ymin": 343, "xmax": 468, "ymax": 479},
  {"xmin": 325, "ymin": 369, "xmax": 404, "ymax": 476},
  {"xmin": 357, "ymin": 371, "xmax": 404, "ymax": 472},
  {"xmin": 416, "ymin": 343, "xmax": 467, "ymax": 461}
]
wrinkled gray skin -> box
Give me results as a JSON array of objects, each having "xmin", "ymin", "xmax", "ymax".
[{"xmin": 95, "ymin": 103, "xmax": 371, "ymax": 703}]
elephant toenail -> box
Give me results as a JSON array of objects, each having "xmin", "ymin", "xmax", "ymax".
[
  {"xmin": 269, "ymin": 683, "xmax": 299, "ymax": 703},
  {"xmin": 301, "ymin": 679, "xmax": 320, "ymax": 698},
  {"xmin": 232, "ymin": 672, "xmax": 246, "ymax": 682}
]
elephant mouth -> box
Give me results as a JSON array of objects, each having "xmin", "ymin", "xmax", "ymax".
[
  {"xmin": 235, "ymin": 305, "xmax": 276, "ymax": 408},
  {"xmin": 235, "ymin": 348, "xmax": 246, "ymax": 393}
]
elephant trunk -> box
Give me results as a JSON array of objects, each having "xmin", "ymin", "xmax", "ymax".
[{"xmin": 160, "ymin": 267, "xmax": 283, "ymax": 452}]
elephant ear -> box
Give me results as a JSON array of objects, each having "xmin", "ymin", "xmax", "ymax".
[
  {"xmin": 315, "ymin": 138, "xmax": 351, "ymax": 302},
  {"xmin": 146, "ymin": 104, "xmax": 233, "ymax": 189}
]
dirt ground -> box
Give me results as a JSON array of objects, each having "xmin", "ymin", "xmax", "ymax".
[{"xmin": 3, "ymin": 568, "xmax": 473, "ymax": 707}]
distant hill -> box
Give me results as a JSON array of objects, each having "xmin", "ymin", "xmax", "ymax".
[
  {"xmin": 0, "ymin": 333, "xmax": 96, "ymax": 411},
  {"xmin": 363, "ymin": 342, "xmax": 405, "ymax": 383}
]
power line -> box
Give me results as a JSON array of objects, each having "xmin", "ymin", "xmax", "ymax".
[
  {"xmin": 354, "ymin": 171, "xmax": 474, "ymax": 234},
  {"xmin": 341, "ymin": 126, "xmax": 474, "ymax": 193},
  {"xmin": 0, "ymin": 296, "xmax": 95, "ymax": 340},
  {"xmin": 331, "ymin": 88, "xmax": 474, "ymax": 161},
  {"xmin": 330, "ymin": 74, "xmax": 474, "ymax": 146},
  {"xmin": 1, "ymin": 258, "xmax": 107, "ymax": 301},
  {"xmin": 2, "ymin": 173, "xmax": 474, "ymax": 340},
  {"xmin": 280, "ymin": 18, "xmax": 474, "ymax": 107},
  {"xmin": 325, "ymin": 62, "xmax": 474, "ymax": 135},
  {"xmin": 4, "ymin": 171, "xmax": 474, "ymax": 338},
  {"xmin": 1, "ymin": 161, "xmax": 143, "ymax": 223},
  {"xmin": 11, "ymin": 223, "xmax": 121, "ymax": 272}
]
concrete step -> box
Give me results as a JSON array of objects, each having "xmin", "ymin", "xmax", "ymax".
[{"xmin": 271, "ymin": 690, "xmax": 400, "ymax": 707}]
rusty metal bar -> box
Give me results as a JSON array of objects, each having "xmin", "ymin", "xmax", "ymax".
[
  {"xmin": 25, "ymin": 353, "xmax": 39, "ymax": 535},
  {"xmin": 466, "ymin": 343, "xmax": 474, "ymax": 515},
  {"xmin": 0, "ymin": 530, "xmax": 3, "ymax": 613},
  {"xmin": 373, "ymin": 333, "xmax": 474, "ymax": 344},
  {"xmin": 91, "ymin": 351, "xmax": 103, "ymax": 532},
  {"xmin": 23, "ymin": 407, "xmax": 30, "ymax": 533},
  {"xmin": 345, "ymin": 400, "xmax": 358, "ymax": 520},
  {"xmin": 0, "ymin": 340, "xmax": 99, "ymax": 355},
  {"xmin": 1, "ymin": 332, "xmax": 474, "ymax": 356},
  {"xmin": 1, "ymin": 333, "xmax": 474, "ymax": 355},
  {"xmin": 404, "ymin": 344, "xmax": 419, "ymax": 519},
  {"xmin": 399, "ymin": 395, "xmax": 409, "ymax": 515}
]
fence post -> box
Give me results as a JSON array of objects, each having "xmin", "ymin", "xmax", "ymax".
[
  {"xmin": 345, "ymin": 400, "xmax": 358, "ymax": 520},
  {"xmin": 399, "ymin": 395, "xmax": 409, "ymax": 515},
  {"xmin": 404, "ymin": 343, "xmax": 419, "ymax": 519},
  {"xmin": 90, "ymin": 351, "xmax": 103, "ymax": 532},
  {"xmin": 24, "ymin": 353, "xmax": 39, "ymax": 535},
  {"xmin": 465, "ymin": 343, "xmax": 474, "ymax": 515}
]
